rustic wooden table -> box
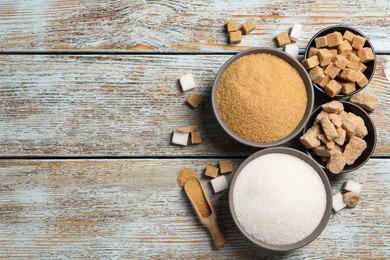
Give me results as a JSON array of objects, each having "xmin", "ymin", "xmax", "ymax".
[{"xmin": 0, "ymin": 1, "xmax": 389, "ymax": 259}]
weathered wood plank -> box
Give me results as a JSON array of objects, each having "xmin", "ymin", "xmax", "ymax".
[
  {"xmin": 0, "ymin": 0, "xmax": 389, "ymax": 52},
  {"xmin": 0, "ymin": 158, "xmax": 388, "ymax": 259},
  {"xmin": 0, "ymin": 54, "xmax": 389, "ymax": 157}
]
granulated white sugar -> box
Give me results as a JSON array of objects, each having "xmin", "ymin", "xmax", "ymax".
[{"xmin": 233, "ymin": 153, "xmax": 326, "ymax": 245}]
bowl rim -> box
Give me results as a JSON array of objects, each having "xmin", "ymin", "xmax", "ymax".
[
  {"xmin": 228, "ymin": 147, "xmax": 333, "ymax": 251},
  {"xmin": 212, "ymin": 47, "xmax": 314, "ymax": 148},
  {"xmin": 303, "ymin": 100, "xmax": 377, "ymax": 173},
  {"xmin": 303, "ymin": 24, "xmax": 377, "ymax": 98}
]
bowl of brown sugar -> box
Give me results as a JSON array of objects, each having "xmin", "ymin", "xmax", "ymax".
[{"xmin": 212, "ymin": 47, "xmax": 314, "ymax": 148}]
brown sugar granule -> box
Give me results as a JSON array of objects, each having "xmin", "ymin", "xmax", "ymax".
[
  {"xmin": 185, "ymin": 178, "xmax": 212, "ymax": 218},
  {"xmin": 217, "ymin": 53, "xmax": 307, "ymax": 143},
  {"xmin": 177, "ymin": 168, "xmax": 198, "ymax": 187}
]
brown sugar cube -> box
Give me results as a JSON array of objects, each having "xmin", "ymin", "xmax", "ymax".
[
  {"xmin": 204, "ymin": 165, "xmax": 218, "ymax": 178},
  {"xmin": 242, "ymin": 19, "xmax": 256, "ymax": 34},
  {"xmin": 324, "ymin": 79, "xmax": 342, "ymax": 97},
  {"xmin": 315, "ymin": 110, "xmax": 329, "ymax": 123},
  {"xmin": 313, "ymin": 144, "xmax": 332, "ymax": 157},
  {"xmin": 187, "ymin": 93, "xmax": 203, "ymax": 108},
  {"xmin": 227, "ymin": 19, "xmax": 239, "ymax": 32},
  {"xmin": 327, "ymin": 31, "xmax": 344, "ymax": 47},
  {"xmin": 219, "ymin": 160, "xmax": 233, "ymax": 174},
  {"xmin": 275, "ymin": 32, "xmax": 291, "ymax": 47},
  {"xmin": 347, "ymin": 52, "xmax": 360, "ymax": 62},
  {"xmin": 308, "ymin": 47, "xmax": 319, "ymax": 57},
  {"xmin": 229, "ymin": 31, "xmax": 242, "ymax": 44},
  {"xmin": 343, "ymin": 136, "xmax": 367, "ymax": 165},
  {"xmin": 334, "ymin": 127, "xmax": 347, "ymax": 146},
  {"xmin": 326, "ymin": 150, "xmax": 346, "ymax": 174},
  {"xmin": 349, "ymin": 93, "xmax": 378, "ymax": 112},
  {"xmin": 318, "ymin": 134, "xmax": 336, "ymax": 150},
  {"xmin": 329, "ymin": 113, "xmax": 342, "ymax": 127},
  {"xmin": 317, "ymin": 49, "xmax": 333, "ymax": 66},
  {"xmin": 343, "ymin": 30, "xmax": 356, "ymax": 43},
  {"xmin": 318, "ymin": 75, "xmax": 331, "ymax": 88},
  {"xmin": 357, "ymin": 47, "xmax": 374, "ymax": 63},
  {"xmin": 358, "ymin": 62, "xmax": 367, "ymax": 72},
  {"xmin": 340, "ymin": 68, "xmax": 360, "ymax": 82},
  {"xmin": 346, "ymin": 59, "xmax": 362, "ymax": 71},
  {"xmin": 302, "ymin": 55, "xmax": 320, "ymax": 69},
  {"xmin": 315, "ymin": 36, "xmax": 328, "ymax": 48},
  {"xmin": 322, "ymin": 100, "xmax": 344, "ymax": 113},
  {"xmin": 191, "ymin": 130, "xmax": 202, "ymax": 145},
  {"xmin": 356, "ymin": 71, "xmax": 368, "ymax": 88},
  {"xmin": 328, "ymin": 48, "xmax": 338, "ymax": 58},
  {"xmin": 332, "ymin": 55, "xmax": 349, "ymax": 69},
  {"xmin": 337, "ymin": 40, "xmax": 353, "ymax": 56},
  {"xmin": 324, "ymin": 62, "xmax": 341, "ymax": 79},
  {"xmin": 309, "ymin": 66, "xmax": 325, "ymax": 84},
  {"xmin": 300, "ymin": 123, "xmax": 322, "ymax": 149},
  {"xmin": 343, "ymin": 192, "xmax": 361, "ymax": 208},
  {"xmin": 352, "ymin": 35, "xmax": 366, "ymax": 50},
  {"xmin": 320, "ymin": 116, "xmax": 339, "ymax": 141},
  {"xmin": 340, "ymin": 81, "xmax": 356, "ymax": 94},
  {"xmin": 177, "ymin": 125, "xmax": 199, "ymax": 133}
]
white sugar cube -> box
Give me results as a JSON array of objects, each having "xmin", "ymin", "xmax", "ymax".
[
  {"xmin": 285, "ymin": 44, "xmax": 299, "ymax": 59},
  {"xmin": 179, "ymin": 73, "xmax": 196, "ymax": 92},
  {"xmin": 343, "ymin": 180, "xmax": 362, "ymax": 193},
  {"xmin": 290, "ymin": 23, "xmax": 303, "ymax": 41},
  {"xmin": 332, "ymin": 192, "xmax": 347, "ymax": 213},
  {"xmin": 211, "ymin": 175, "xmax": 228, "ymax": 193},
  {"xmin": 172, "ymin": 131, "xmax": 189, "ymax": 146}
]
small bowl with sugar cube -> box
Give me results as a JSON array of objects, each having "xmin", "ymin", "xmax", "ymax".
[
  {"xmin": 301, "ymin": 101, "xmax": 376, "ymax": 174},
  {"xmin": 303, "ymin": 25, "xmax": 376, "ymax": 99}
]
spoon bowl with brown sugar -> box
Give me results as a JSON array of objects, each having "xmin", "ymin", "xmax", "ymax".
[{"xmin": 212, "ymin": 47, "xmax": 314, "ymax": 148}]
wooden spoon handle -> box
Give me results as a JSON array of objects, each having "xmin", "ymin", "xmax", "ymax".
[{"xmin": 207, "ymin": 222, "xmax": 227, "ymax": 248}]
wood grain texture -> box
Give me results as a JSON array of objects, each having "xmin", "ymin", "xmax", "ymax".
[
  {"xmin": 0, "ymin": 0, "xmax": 389, "ymax": 52},
  {"xmin": 0, "ymin": 54, "xmax": 389, "ymax": 157},
  {"xmin": 0, "ymin": 158, "xmax": 388, "ymax": 259}
]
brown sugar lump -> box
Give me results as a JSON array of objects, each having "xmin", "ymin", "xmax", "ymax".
[
  {"xmin": 242, "ymin": 19, "xmax": 256, "ymax": 34},
  {"xmin": 343, "ymin": 30, "xmax": 355, "ymax": 43},
  {"xmin": 343, "ymin": 136, "xmax": 367, "ymax": 165},
  {"xmin": 327, "ymin": 31, "xmax": 344, "ymax": 47},
  {"xmin": 318, "ymin": 75, "xmax": 331, "ymax": 88},
  {"xmin": 313, "ymin": 144, "xmax": 332, "ymax": 157},
  {"xmin": 320, "ymin": 116, "xmax": 339, "ymax": 141},
  {"xmin": 300, "ymin": 123, "xmax": 322, "ymax": 149},
  {"xmin": 322, "ymin": 100, "xmax": 344, "ymax": 114},
  {"xmin": 229, "ymin": 31, "xmax": 242, "ymax": 44},
  {"xmin": 343, "ymin": 192, "xmax": 361, "ymax": 208},
  {"xmin": 334, "ymin": 127, "xmax": 347, "ymax": 146},
  {"xmin": 275, "ymin": 31, "xmax": 291, "ymax": 47},
  {"xmin": 329, "ymin": 48, "xmax": 338, "ymax": 58},
  {"xmin": 352, "ymin": 35, "xmax": 366, "ymax": 50},
  {"xmin": 302, "ymin": 56, "xmax": 320, "ymax": 70},
  {"xmin": 346, "ymin": 52, "xmax": 360, "ymax": 63},
  {"xmin": 315, "ymin": 36, "xmax": 328, "ymax": 48},
  {"xmin": 204, "ymin": 165, "xmax": 218, "ymax": 178},
  {"xmin": 317, "ymin": 49, "xmax": 333, "ymax": 66},
  {"xmin": 328, "ymin": 113, "xmax": 342, "ymax": 127},
  {"xmin": 340, "ymin": 68, "xmax": 360, "ymax": 82},
  {"xmin": 346, "ymin": 59, "xmax": 362, "ymax": 71},
  {"xmin": 187, "ymin": 93, "xmax": 203, "ymax": 108},
  {"xmin": 326, "ymin": 150, "xmax": 346, "ymax": 174},
  {"xmin": 356, "ymin": 71, "xmax": 369, "ymax": 88},
  {"xmin": 332, "ymin": 55, "xmax": 349, "ymax": 69},
  {"xmin": 219, "ymin": 160, "xmax": 233, "ymax": 174},
  {"xmin": 324, "ymin": 79, "xmax": 342, "ymax": 97},
  {"xmin": 337, "ymin": 40, "xmax": 353, "ymax": 56},
  {"xmin": 315, "ymin": 110, "xmax": 329, "ymax": 123},
  {"xmin": 340, "ymin": 81, "xmax": 356, "ymax": 95},
  {"xmin": 318, "ymin": 134, "xmax": 336, "ymax": 150},
  {"xmin": 308, "ymin": 47, "xmax": 319, "ymax": 57},
  {"xmin": 358, "ymin": 62, "xmax": 367, "ymax": 72},
  {"xmin": 349, "ymin": 93, "xmax": 379, "ymax": 112},
  {"xmin": 357, "ymin": 47, "xmax": 374, "ymax": 63},
  {"xmin": 191, "ymin": 130, "xmax": 202, "ymax": 145},
  {"xmin": 309, "ymin": 66, "xmax": 326, "ymax": 84},
  {"xmin": 227, "ymin": 19, "xmax": 239, "ymax": 33},
  {"xmin": 324, "ymin": 62, "xmax": 341, "ymax": 79},
  {"xmin": 341, "ymin": 112, "xmax": 368, "ymax": 138}
]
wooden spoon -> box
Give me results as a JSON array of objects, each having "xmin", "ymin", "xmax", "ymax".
[{"xmin": 184, "ymin": 178, "xmax": 227, "ymax": 248}]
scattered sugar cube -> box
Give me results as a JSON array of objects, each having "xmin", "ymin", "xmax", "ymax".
[
  {"xmin": 333, "ymin": 192, "xmax": 347, "ymax": 212},
  {"xmin": 352, "ymin": 35, "xmax": 366, "ymax": 50},
  {"xmin": 227, "ymin": 19, "xmax": 239, "ymax": 32},
  {"xmin": 172, "ymin": 131, "xmax": 189, "ymax": 146},
  {"xmin": 315, "ymin": 36, "xmax": 328, "ymax": 48},
  {"xmin": 177, "ymin": 125, "xmax": 199, "ymax": 133},
  {"xmin": 343, "ymin": 192, "xmax": 361, "ymax": 208},
  {"xmin": 179, "ymin": 73, "xmax": 196, "ymax": 92},
  {"xmin": 343, "ymin": 180, "xmax": 363, "ymax": 193},
  {"xmin": 242, "ymin": 19, "xmax": 256, "ymax": 34},
  {"xmin": 219, "ymin": 160, "xmax": 233, "ymax": 174},
  {"xmin": 285, "ymin": 44, "xmax": 299, "ymax": 59},
  {"xmin": 211, "ymin": 175, "xmax": 229, "ymax": 193},
  {"xmin": 204, "ymin": 165, "xmax": 218, "ymax": 178},
  {"xmin": 229, "ymin": 30, "xmax": 242, "ymax": 44},
  {"xmin": 290, "ymin": 23, "xmax": 303, "ymax": 41},
  {"xmin": 343, "ymin": 30, "xmax": 355, "ymax": 43},
  {"xmin": 275, "ymin": 32, "xmax": 291, "ymax": 47},
  {"xmin": 191, "ymin": 130, "xmax": 202, "ymax": 145},
  {"xmin": 357, "ymin": 47, "xmax": 374, "ymax": 63},
  {"xmin": 302, "ymin": 55, "xmax": 319, "ymax": 70},
  {"xmin": 187, "ymin": 93, "xmax": 203, "ymax": 108}
]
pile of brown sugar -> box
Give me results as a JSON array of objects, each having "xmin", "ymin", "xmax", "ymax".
[{"xmin": 217, "ymin": 53, "xmax": 307, "ymax": 143}]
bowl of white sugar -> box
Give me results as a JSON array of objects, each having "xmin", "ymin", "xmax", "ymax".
[{"xmin": 229, "ymin": 147, "xmax": 332, "ymax": 251}]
